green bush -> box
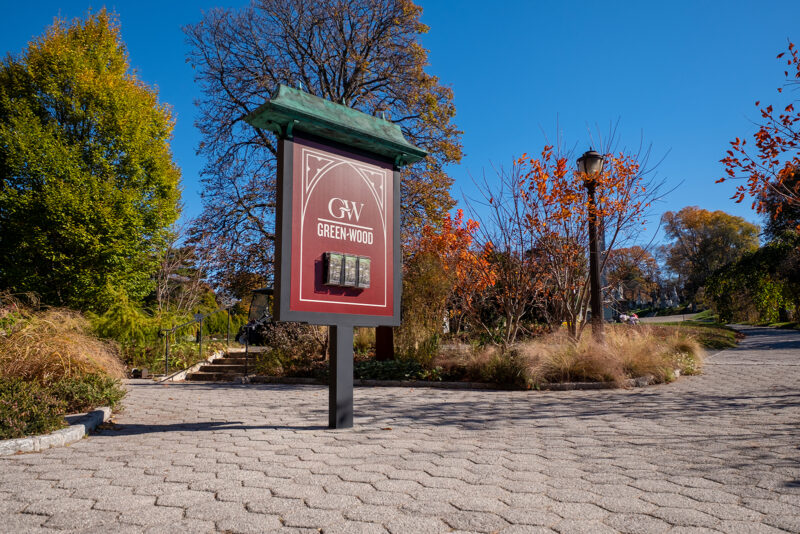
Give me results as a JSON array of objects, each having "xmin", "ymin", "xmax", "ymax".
[
  {"xmin": 0, "ymin": 378, "xmax": 66, "ymax": 440},
  {"xmin": 49, "ymin": 374, "xmax": 127, "ymax": 413},
  {"xmin": 395, "ymin": 252, "xmax": 452, "ymax": 366},
  {"xmin": 354, "ymin": 360, "xmax": 442, "ymax": 381}
]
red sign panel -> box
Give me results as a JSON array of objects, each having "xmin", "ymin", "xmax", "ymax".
[{"xmin": 287, "ymin": 135, "xmax": 394, "ymax": 317}]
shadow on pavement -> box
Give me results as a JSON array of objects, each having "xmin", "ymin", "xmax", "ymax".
[{"xmin": 96, "ymin": 420, "xmax": 327, "ymax": 435}]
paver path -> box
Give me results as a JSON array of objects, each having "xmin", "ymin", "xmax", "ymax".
[
  {"xmin": 2, "ymin": 327, "xmax": 799, "ymax": 533},
  {"xmin": 638, "ymin": 313, "xmax": 700, "ymax": 324}
]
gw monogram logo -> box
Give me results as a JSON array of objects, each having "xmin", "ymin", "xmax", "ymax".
[{"xmin": 327, "ymin": 198, "xmax": 364, "ymax": 222}]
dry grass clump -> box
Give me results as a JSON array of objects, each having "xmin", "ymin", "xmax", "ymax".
[
  {"xmin": 433, "ymin": 324, "xmax": 705, "ymax": 388},
  {"xmin": 517, "ymin": 325, "xmax": 704, "ymax": 386},
  {"xmin": 0, "ymin": 305, "xmax": 125, "ymax": 384}
]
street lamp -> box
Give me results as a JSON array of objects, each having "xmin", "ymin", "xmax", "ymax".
[{"xmin": 577, "ymin": 149, "xmax": 605, "ymax": 340}]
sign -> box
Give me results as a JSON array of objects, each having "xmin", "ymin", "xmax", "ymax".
[
  {"xmin": 245, "ymin": 85, "xmax": 426, "ymax": 427},
  {"xmin": 285, "ymin": 134, "xmax": 394, "ymax": 320}
]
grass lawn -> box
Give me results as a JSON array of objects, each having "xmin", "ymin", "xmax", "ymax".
[{"xmin": 654, "ymin": 321, "xmax": 740, "ymax": 350}]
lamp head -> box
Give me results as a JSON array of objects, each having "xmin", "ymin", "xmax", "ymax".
[{"xmin": 577, "ymin": 149, "xmax": 604, "ymax": 175}]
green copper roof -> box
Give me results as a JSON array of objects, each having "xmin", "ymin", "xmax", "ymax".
[{"xmin": 245, "ymin": 85, "xmax": 427, "ymax": 166}]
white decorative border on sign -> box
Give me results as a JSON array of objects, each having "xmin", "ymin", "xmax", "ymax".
[{"xmin": 298, "ymin": 147, "xmax": 389, "ymax": 308}]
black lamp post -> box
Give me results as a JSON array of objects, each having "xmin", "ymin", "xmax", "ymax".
[{"xmin": 577, "ymin": 149, "xmax": 605, "ymax": 340}]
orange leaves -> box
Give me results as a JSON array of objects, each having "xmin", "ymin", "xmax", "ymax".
[{"xmin": 415, "ymin": 209, "xmax": 496, "ymax": 298}]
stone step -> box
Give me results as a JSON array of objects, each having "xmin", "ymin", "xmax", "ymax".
[
  {"xmin": 186, "ymin": 372, "xmax": 240, "ymax": 381},
  {"xmin": 198, "ymin": 364, "xmax": 247, "ymax": 373},
  {"xmin": 209, "ymin": 357, "xmax": 250, "ymax": 365}
]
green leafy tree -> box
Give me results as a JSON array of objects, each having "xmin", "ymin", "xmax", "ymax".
[
  {"xmin": 0, "ymin": 10, "xmax": 181, "ymax": 311},
  {"xmin": 184, "ymin": 0, "xmax": 462, "ymax": 292},
  {"xmin": 707, "ymin": 237, "xmax": 800, "ymax": 323},
  {"xmin": 660, "ymin": 207, "xmax": 759, "ymax": 298}
]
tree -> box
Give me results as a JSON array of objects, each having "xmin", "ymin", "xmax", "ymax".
[
  {"xmin": 707, "ymin": 237, "xmax": 800, "ymax": 323},
  {"xmin": 761, "ymin": 170, "xmax": 800, "ymax": 241},
  {"xmin": 185, "ymin": 0, "xmax": 462, "ymax": 293},
  {"xmin": 413, "ymin": 210, "xmax": 495, "ymax": 337},
  {"xmin": 470, "ymin": 142, "xmax": 662, "ymax": 340},
  {"xmin": 0, "ymin": 10, "xmax": 181, "ymax": 311},
  {"xmin": 660, "ymin": 207, "xmax": 759, "ymax": 297},
  {"xmin": 153, "ymin": 230, "xmax": 208, "ymax": 316},
  {"xmin": 720, "ymin": 41, "xmax": 800, "ymax": 232},
  {"xmin": 606, "ymin": 246, "xmax": 660, "ymax": 306}
]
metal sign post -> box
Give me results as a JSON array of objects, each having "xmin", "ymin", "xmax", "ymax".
[{"xmin": 246, "ymin": 85, "xmax": 426, "ymax": 428}]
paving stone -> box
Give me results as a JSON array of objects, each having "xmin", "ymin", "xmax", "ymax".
[
  {"xmin": 184, "ymin": 500, "xmax": 247, "ymax": 521},
  {"xmin": 246, "ymin": 497, "xmax": 305, "ymax": 515},
  {"xmin": 763, "ymin": 513, "xmax": 800, "ymax": 532},
  {"xmin": 548, "ymin": 501, "xmax": 608, "ymax": 520},
  {"xmin": 93, "ymin": 493, "xmax": 156, "ymax": 512},
  {"xmin": 3, "ymin": 512, "xmax": 49, "ymax": 530},
  {"xmin": 500, "ymin": 526, "xmax": 557, "ymax": 534},
  {"xmin": 270, "ymin": 483, "xmax": 326, "ymax": 499},
  {"xmin": 450, "ymin": 495, "xmax": 508, "ymax": 513},
  {"xmin": 43, "ymin": 509, "xmax": 119, "ymax": 529},
  {"xmin": 281, "ymin": 508, "xmax": 345, "ymax": 529},
  {"xmin": 144, "ymin": 518, "xmax": 216, "ymax": 533},
  {"xmin": 155, "ymin": 489, "xmax": 215, "ymax": 507},
  {"xmin": 386, "ymin": 514, "xmax": 451, "ymax": 534},
  {"xmin": 400, "ymin": 499, "xmax": 458, "ymax": 516},
  {"xmin": 714, "ymin": 521, "xmax": 787, "ymax": 533},
  {"xmin": 553, "ymin": 519, "xmax": 618, "ymax": 534},
  {"xmin": 24, "ymin": 497, "xmax": 96, "ymax": 515},
  {"xmin": 118, "ymin": 504, "xmax": 185, "ymax": 526},
  {"xmin": 216, "ymin": 485, "xmax": 273, "ymax": 503},
  {"xmin": 650, "ymin": 507, "xmax": 720, "ymax": 528},
  {"xmin": 343, "ymin": 504, "xmax": 400, "ymax": 523},
  {"xmin": 443, "ymin": 510, "xmax": 510, "ymax": 532},
  {"xmin": 603, "ymin": 513, "xmax": 672, "ymax": 534},
  {"xmin": 216, "ymin": 511, "xmax": 283, "ymax": 533},
  {"xmin": 499, "ymin": 508, "xmax": 561, "ymax": 527}
]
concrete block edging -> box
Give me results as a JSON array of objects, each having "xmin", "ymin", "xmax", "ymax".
[
  {"xmin": 0, "ymin": 406, "xmax": 111, "ymax": 456},
  {"xmin": 245, "ymin": 369, "xmax": 681, "ymax": 391}
]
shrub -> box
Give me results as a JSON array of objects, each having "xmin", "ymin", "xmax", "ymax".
[
  {"xmin": 0, "ymin": 378, "xmax": 66, "ymax": 440},
  {"xmin": 354, "ymin": 360, "xmax": 441, "ymax": 381},
  {"xmin": 0, "ymin": 307, "xmax": 126, "ymax": 384},
  {"xmin": 49, "ymin": 375, "xmax": 127, "ymax": 413},
  {"xmin": 248, "ymin": 321, "xmax": 327, "ymax": 360},
  {"xmin": 395, "ymin": 252, "xmax": 451, "ymax": 365}
]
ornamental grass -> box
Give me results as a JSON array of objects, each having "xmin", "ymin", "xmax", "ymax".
[
  {"xmin": 517, "ymin": 324, "xmax": 704, "ymax": 386},
  {"xmin": 0, "ymin": 297, "xmax": 125, "ymax": 384},
  {"xmin": 434, "ymin": 324, "xmax": 704, "ymax": 388}
]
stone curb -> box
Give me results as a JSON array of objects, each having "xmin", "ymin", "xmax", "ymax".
[
  {"xmin": 0, "ymin": 406, "xmax": 111, "ymax": 456},
  {"xmin": 243, "ymin": 371, "xmax": 680, "ymax": 391}
]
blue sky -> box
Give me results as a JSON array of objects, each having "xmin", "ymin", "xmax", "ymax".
[{"xmin": 2, "ymin": 0, "xmax": 799, "ymax": 243}]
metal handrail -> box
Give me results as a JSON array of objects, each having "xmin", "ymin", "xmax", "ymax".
[{"xmin": 159, "ymin": 308, "xmax": 234, "ymax": 376}]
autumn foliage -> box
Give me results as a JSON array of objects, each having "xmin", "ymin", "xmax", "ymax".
[
  {"xmin": 508, "ymin": 145, "xmax": 654, "ymax": 338},
  {"xmin": 416, "ymin": 210, "xmax": 496, "ymax": 307},
  {"xmin": 720, "ymin": 41, "xmax": 800, "ymax": 232}
]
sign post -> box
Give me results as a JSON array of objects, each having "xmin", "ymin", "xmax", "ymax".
[{"xmin": 246, "ymin": 86, "xmax": 426, "ymax": 428}]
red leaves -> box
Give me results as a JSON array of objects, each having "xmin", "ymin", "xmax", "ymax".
[{"xmin": 721, "ymin": 41, "xmax": 800, "ymax": 216}]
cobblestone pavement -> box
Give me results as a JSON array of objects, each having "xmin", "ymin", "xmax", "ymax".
[{"xmin": 2, "ymin": 327, "xmax": 799, "ymax": 533}]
